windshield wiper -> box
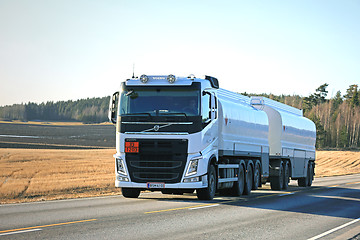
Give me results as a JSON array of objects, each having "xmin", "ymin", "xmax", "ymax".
[
  {"xmin": 121, "ymin": 113, "xmax": 152, "ymax": 117},
  {"xmin": 159, "ymin": 112, "xmax": 188, "ymax": 118}
]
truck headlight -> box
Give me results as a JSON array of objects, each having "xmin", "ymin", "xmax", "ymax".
[
  {"xmin": 116, "ymin": 157, "xmax": 127, "ymax": 175},
  {"xmin": 185, "ymin": 156, "xmax": 202, "ymax": 176}
]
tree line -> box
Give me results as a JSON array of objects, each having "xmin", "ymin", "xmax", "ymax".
[
  {"xmin": 0, "ymin": 84, "xmax": 359, "ymax": 149},
  {"xmin": 0, "ymin": 97, "xmax": 109, "ymax": 123}
]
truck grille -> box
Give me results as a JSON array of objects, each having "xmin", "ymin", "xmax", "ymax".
[{"xmin": 125, "ymin": 139, "xmax": 188, "ymax": 183}]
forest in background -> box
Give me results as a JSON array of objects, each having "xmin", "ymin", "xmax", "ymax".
[
  {"xmin": 0, "ymin": 84, "xmax": 359, "ymax": 150},
  {"xmin": 0, "ymin": 97, "xmax": 109, "ymax": 123}
]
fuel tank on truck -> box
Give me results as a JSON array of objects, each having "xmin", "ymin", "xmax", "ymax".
[
  {"xmin": 217, "ymin": 89, "xmax": 269, "ymax": 158},
  {"xmin": 250, "ymin": 96, "xmax": 316, "ymax": 160}
]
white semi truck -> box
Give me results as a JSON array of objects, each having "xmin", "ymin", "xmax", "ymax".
[{"xmin": 108, "ymin": 74, "xmax": 316, "ymax": 200}]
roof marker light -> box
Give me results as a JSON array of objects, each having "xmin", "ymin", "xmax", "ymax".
[
  {"xmin": 167, "ymin": 74, "xmax": 176, "ymax": 83},
  {"xmin": 188, "ymin": 74, "xmax": 196, "ymax": 80},
  {"xmin": 140, "ymin": 74, "xmax": 149, "ymax": 83}
]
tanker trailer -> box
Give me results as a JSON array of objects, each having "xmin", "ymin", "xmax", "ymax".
[
  {"xmin": 251, "ymin": 97, "xmax": 316, "ymax": 190},
  {"xmin": 108, "ymin": 74, "xmax": 316, "ymax": 200}
]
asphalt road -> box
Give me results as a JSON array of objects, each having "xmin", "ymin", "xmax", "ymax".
[{"xmin": 1, "ymin": 174, "xmax": 359, "ymax": 240}]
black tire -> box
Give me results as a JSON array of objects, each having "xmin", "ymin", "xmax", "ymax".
[
  {"xmin": 243, "ymin": 163, "xmax": 253, "ymax": 195},
  {"xmin": 307, "ymin": 162, "xmax": 314, "ymax": 187},
  {"xmin": 298, "ymin": 162, "xmax": 311, "ymax": 187},
  {"xmin": 270, "ymin": 161, "xmax": 284, "ymax": 190},
  {"xmin": 197, "ymin": 165, "xmax": 216, "ymax": 200},
  {"xmin": 231, "ymin": 164, "xmax": 245, "ymax": 196},
  {"xmin": 122, "ymin": 188, "xmax": 140, "ymax": 198},
  {"xmin": 298, "ymin": 162, "xmax": 314, "ymax": 187},
  {"xmin": 283, "ymin": 161, "xmax": 290, "ymax": 190},
  {"xmin": 298, "ymin": 177, "xmax": 307, "ymax": 187},
  {"xmin": 252, "ymin": 162, "xmax": 261, "ymax": 190}
]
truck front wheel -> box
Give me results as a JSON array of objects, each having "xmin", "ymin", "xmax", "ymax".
[
  {"xmin": 122, "ymin": 188, "xmax": 140, "ymax": 198},
  {"xmin": 197, "ymin": 165, "xmax": 216, "ymax": 200}
]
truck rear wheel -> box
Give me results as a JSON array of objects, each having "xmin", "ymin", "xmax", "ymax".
[
  {"xmin": 197, "ymin": 165, "xmax": 216, "ymax": 200},
  {"xmin": 122, "ymin": 188, "xmax": 140, "ymax": 198},
  {"xmin": 231, "ymin": 164, "xmax": 245, "ymax": 196},
  {"xmin": 243, "ymin": 162, "xmax": 253, "ymax": 195},
  {"xmin": 270, "ymin": 161, "xmax": 284, "ymax": 190}
]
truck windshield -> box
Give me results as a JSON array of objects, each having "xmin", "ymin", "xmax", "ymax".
[{"xmin": 120, "ymin": 87, "xmax": 200, "ymax": 117}]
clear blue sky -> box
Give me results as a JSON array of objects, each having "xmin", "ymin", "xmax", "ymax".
[{"xmin": 0, "ymin": 0, "xmax": 359, "ymax": 106}]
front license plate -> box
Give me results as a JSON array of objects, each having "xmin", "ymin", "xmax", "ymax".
[{"xmin": 147, "ymin": 182, "xmax": 165, "ymax": 188}]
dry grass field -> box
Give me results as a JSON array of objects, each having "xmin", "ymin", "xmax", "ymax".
[
  {"xmin": 0, "ymin": 148, "xmax": 117, "ymax": 204},
  {"xmin": 0, "ymin": 149, "xmax": 359, "ymax": 204},
  {"xmin": 315, "ymin": 151, "xmax": 360, "ymax": 177}
]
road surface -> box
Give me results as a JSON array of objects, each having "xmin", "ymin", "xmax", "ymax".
[{"xmin": 1, "ymin": 174, "xmax": 359, "ymax": 239}]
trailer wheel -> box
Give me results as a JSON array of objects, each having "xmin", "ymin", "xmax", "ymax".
[
  {"xmin": 231, "ymin": 164, "xmax": 245, "ymax": 196},
  {"xmin": 307, "ymin": 162, "xmax": 314, "ymax": 187},
  {"xmin": 121, "ymin": 188, "xmax": 140, "ymax": 198},
  {"xmin": 298, "ymin": 162, "xmax": 310, "ymax": 187},
  {"xmin": 244, "ymin": 162, "xmax": 253, "ymax": 195},
  {"xmin": 298, "ymin": 177, "xmax": 307, "ymax": 187},
  {"xmin": 270, "ymin": 161, "xmax": 284, "ymax": 190},
  {"xmin": 283, "ymin": 161, "xmax": 290, "ymax": 190},
  {"xmin": 197, "ymin": 165, "xmax": 216, "ymax": 200},
  {"xmin": 252, "ymin": 162, "xmax": 261, "ymax": 190}
]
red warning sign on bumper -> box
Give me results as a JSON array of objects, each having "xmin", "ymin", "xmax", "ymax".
[{"xmin": 125, "ymin": 142, "xmax": 139, "ymax": 153}]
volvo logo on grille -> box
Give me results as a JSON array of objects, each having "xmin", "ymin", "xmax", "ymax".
[{"xmin": 153, "ymin": 125, "xmax": 160, "ymax": 131}]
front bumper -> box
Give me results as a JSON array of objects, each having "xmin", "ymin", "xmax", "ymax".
[{"xmin": 115, "ymin": 179, "xmax": 206, "ymax": 189}]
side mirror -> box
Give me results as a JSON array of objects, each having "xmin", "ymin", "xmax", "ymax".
[{"xmin": 108, "ymin": 91, "xmax": 119, "ymax": 124}]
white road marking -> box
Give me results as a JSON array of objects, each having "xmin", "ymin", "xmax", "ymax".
[
  {"xmin": 189, "ymin": 204, "xmax": 219, "ymax": 210},
  {"xmin": 0, "ymin": 228, "xmax": 42, "ymax": 236},
  {"xmin": 308, "ymin": 217, "xmax": 360, "ymax": 240}
]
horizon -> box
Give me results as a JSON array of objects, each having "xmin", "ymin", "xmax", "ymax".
[{"xmin": 1, "ymin": 1, "xmax": 359, "ymax": 106}]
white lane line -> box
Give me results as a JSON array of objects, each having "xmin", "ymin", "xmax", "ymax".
[
  {"xmin": 0, "ymin": 228, "xmax": 42, "ymax": 236},
  {"xmin": 189, "ymin": 204, "xmax": 219, "ymax": 210},
  {"xmin": 308, "ymin": 217, "xmax": 360, "ymax": 240}
]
